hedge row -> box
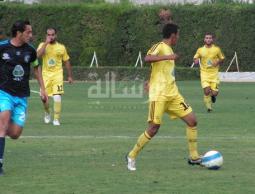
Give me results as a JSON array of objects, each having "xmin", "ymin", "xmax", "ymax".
[
  {"xmin": 0, "ymin": 3, "xmax": 255, "ymax": 71},
  {"xmin": 64, "ymin": 66, "xmax": 200, "ymax": 81}
]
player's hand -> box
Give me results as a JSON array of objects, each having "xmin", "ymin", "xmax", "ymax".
[
  {"xmin": 212, "ymin": 60, "xmax": 220, "ymax": 67},
  {"xmin": 194, "ymin": 59, "xmax": 200, "ymax": 65},
  {"xmin": 45, "ymin": 36, "xmax": 52, "ymax": 44},
  {"xmin": 40, "ymin": 89, "xmax": 48, "ymax": 103},
  {"xmin": 67, "ymin": 76, "xmax": 73, "ymax": 84},
  {"xmin": 144, "ymin": 80, "xmax": 149, "ymax": 93}
]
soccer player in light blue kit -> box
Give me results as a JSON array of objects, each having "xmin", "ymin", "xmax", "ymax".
[{"xmin": 0, "ymin": 20, "xmax": 47, "ymax": 175}]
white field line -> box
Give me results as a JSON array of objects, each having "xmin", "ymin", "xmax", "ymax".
[
  {"xmin": 30, "ymin": 90, "xmax": 40, "ymax": 95},
  {"xmin": 30, "ymin": 90, "xmax": 54, "ymax": 99},
  {"xmin": 18, "ymin": 135, "xmax": 255, "ymax": 140}
]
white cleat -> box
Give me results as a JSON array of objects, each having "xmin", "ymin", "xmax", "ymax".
[
  {"xmin": 53, "ymin": 119, "xmax": 60, "ymax": 126},
  {"xmin": 126, "ymin": 155, "xmax": 136, "ymax": 171},
  {"xmin": 44, "ymin": 112, "xmax": 51, "ymax": 124}
]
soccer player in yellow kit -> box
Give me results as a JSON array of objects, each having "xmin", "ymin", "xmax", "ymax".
[
  {"xmin": 193, "ymin": 33, "xmax": 225, "ymax": 112},
  {"xmin": 126, "ymin": 24, "xmax": 202, "ymax": 171},
  {"xmin": 37, "ymin": 28, "xmax": 73, "ymax": 126}
]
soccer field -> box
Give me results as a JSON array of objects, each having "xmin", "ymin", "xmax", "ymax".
[{"xmin": 1, "ymin": 81, "xmax": 255, "ymax": 194}]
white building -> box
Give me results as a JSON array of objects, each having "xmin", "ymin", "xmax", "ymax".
[
  {"xmin": 105, "ymin": 0, "xmax": 254, "ymax": 4},
  {"xmin": 0, "ymin": 0, "xmax": 39, "ymax": 4},
  {"xmin": 1, "ymin": 0, "xmax": 253, "ymax": 4}
]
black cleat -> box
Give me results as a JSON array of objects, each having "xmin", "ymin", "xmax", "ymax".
[
  {"xmin": 188, "ymin": 157, "xmax": 202, "ymax": 166},
  {"xmin": 207, "ymin": 108, "xmax": 213, "ymax": 113},
  {"xmin": 211, "ymin": 96, "xmax": 216, "ymax": 103}
]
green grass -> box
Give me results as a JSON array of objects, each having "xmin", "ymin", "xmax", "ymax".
[{"xmin": 0, "ymin": 81, "xmax": 255, "ymax": 194}]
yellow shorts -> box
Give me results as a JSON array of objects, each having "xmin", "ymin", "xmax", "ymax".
[
  {"xmin": 147, "ymin": 94, "xmax": 193, "ymax": 124},
  {"xmin": 201, "ymin": 80, "xmax": 219, "ymax": 92},
  {"xmin": 43, "ymin": 74, "xmax": 64, "ymax": 96}
]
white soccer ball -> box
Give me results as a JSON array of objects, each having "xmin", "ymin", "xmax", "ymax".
[{"xmin": 202, "ymin": 150, "xmax": 223, "ymax": 170}]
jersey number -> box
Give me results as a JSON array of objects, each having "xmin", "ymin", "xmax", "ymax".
[
  {"xmin": 180, "ymin": 102, "xmax": 189, "ymax": 111},
  {"xmin": 57, "ymin": 85, "xmax": 63, "ymax": 92}
]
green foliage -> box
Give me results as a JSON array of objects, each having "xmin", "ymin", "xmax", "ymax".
[
  {"xmin": 64, "ymin": 66, "xmax": 199, "ymax": 81},
  {"xmin": 0, "ymin": 4, "xmax": 254, "ymax": 70},
  {"xmin": 202, "ymin": 0, "xmax": 252, "ymax": 4}
]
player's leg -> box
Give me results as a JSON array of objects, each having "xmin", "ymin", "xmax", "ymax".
[
  {"xmin": 127, "ymin": 101, "xmax": 165, "ymax": 171},
  {"xmin": 167, "ymin": 94, "xmax": 201, "ymax": 164},
  {"xmin": 53, "ymin": 94, "xmax": 61, "ymax": 126},
  {"xmin": 181, "ymin": 112, "xmax": 201, "ymax": 164},
  {"xmin": 0, "ymin": 90, "xmax": 14, "ymax": 175},
  {"xmin": 42, "ymin": 76, "xmax": 51, "ymax": 124},
  {"xmin": 203, "ymin": 86, "xmax": 213, "ymax": 112},
  {"xmin": 43, "ymin": 100, "xmax": 51, "ymax": 124},
  {"xmin": 6, "ymin": 124, "xmax": 23, "ymax": 139},
  {"xmin": 128, "ymin": 122, "xmax": 160, "ymax": 159},
  {"xmin": 2, "ymin": 97, "xmax": 27, "ymax": 175},
  {"xmin": 6, "ymin": 96, "xmax": 27, "ymax": 139},
  {"xmin": 52, "ymin": 76, "xmax": 64, "ymax": 126},
  {"xmin": 127, "ymin": 122, "xmax": 159, "ymax": 171},
  {"xmin": 201, "ymin": 78, "xmax": 213, "ymax": 112},
  {"xmin": 0, "ymin": 111, "xmax": 11, "ymax": 175},
  {"xmin": 210, "ymin": 82, "xmax": 219, "ymax": 103}
]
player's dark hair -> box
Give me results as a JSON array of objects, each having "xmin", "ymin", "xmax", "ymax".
[
  {"xmin": 47, "ymin": 27, "xmax": 57, "ymax": 34},
  {"xmin": 162, "ymin": 23, "xmax": 179, "ymax": 39},
  {"xmin": 205, "ymin": 32, "xmax": 214, "ymax": 38},
  {"xmin": 11, "ymin": 20, "xmax": 30, "ymax": 37}
]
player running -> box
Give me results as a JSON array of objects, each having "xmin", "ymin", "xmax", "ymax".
[
  {"xmin": 0, "ymin": 20, "xmax": 47, "ymax": 175},
  {"xmin": 193, "ymin": 33, "xmax": 225, "ymax": 112}
]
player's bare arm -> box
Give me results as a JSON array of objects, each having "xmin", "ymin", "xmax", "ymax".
[
  {"xmin": 33, "ymin": 66, "xmax": 48, "ymax": 102},
  {"xmin": 64, "ymin": 60, "xmax": 73, "ymax": 84},
  {"xmin": 37, "ymin": 36, "xmax": 51, "ymax": 58},
  {"xmin": 144, "ymin": 53, "xmax": 179, "ymax": 63}
]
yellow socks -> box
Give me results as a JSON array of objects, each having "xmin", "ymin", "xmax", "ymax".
[
  {"xmin": 204, "ymin": 95, "xmax": 212, "ymax": 110},
  {"xmin": 53, "ymin": 101, "xmax": 61, "ymax": 120},
  {"xmin": 186, "ymin": 126, "xmax": 199, "ymax": 160},
  {"xmin": 128, "ymin": 127, "xmax": 199, "ymax": 160},
  {"xmin": 128, "ymin": 131, "xmax": 151, "ymax": 159}
]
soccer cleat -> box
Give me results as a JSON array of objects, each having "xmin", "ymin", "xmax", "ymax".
[
  {"xmin": 0, "ymin": 168, "xmax": 4, "ymax": 176},
  {"xmin": 44, "ymin": 112, "xmax": 51, "ymax": 124},
  {"xmin": 188, "ymin": 157, "xmax": 202, "ymax": 166},
  {"xmin": 207, "ymin": 108, "xmax": 213, "ymax": 113},
  {"xmin": 53, "ymin": 119, "xmax": 60, "ymax": 126},
  {"xmin": 211, "ymin": 96, "xmax": 216, "ymax": 103},
  {"xmin": 126, "ymin": 155, "xmax": 136, "ymax": 171}
]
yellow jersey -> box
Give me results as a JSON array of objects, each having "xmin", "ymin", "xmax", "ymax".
[
  {"xmin": 194, "ymin": 44, "xmax": 225, "ymax": 81},
  {"xmin": 37, "ymin": 42, "xmax": 70, "ymax": 76},
  {"xmin": 147, "ymin": 42, "xmax": 179, "ymax": 101}
]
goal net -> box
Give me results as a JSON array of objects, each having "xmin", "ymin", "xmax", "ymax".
[{"xmin": 219, "ymin": 52, "xmax": 255, "ymax": 82}]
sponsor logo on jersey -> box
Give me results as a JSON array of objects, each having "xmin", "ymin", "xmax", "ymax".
[
  {"xmin": 2, "ymin": 53, "xmax": 10, "ymax": 60},
  {"xmin": 24, "ymin": 55, "xmax": 30, "ymax": 63},
  {"xmin": 48, "ymin": 59, "xmax": 56, "ymax": 67},
  {"xmin": 12, "ymin": 65, "xmax": 25, "ymax": 81}
]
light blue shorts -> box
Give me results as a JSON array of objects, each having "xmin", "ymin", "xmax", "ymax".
[{"xmin": 0, "ymin": 90, "xmax": 28, "ymax": 127}]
